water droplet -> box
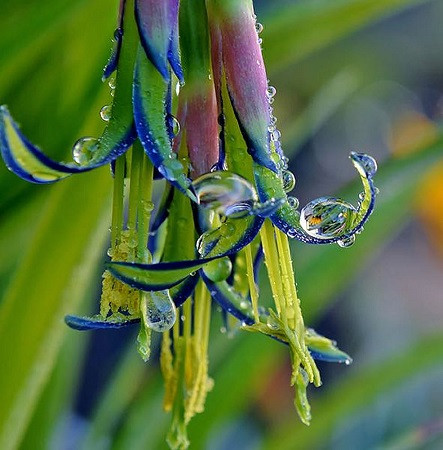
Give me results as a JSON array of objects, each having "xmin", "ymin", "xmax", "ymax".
[
  {"xmin": 258, "ymin": 38, "xmax": 263, "ymax": 45},
  {"xmin": 220, "ymin": 326, "xmax": 227, "ymax": 334},
  {"xmin": 142, "ymin": 291, "xmax": 176, "ymax": 332},
  {"xmin": 282, "ymin": 170, "xmax": 296, "ymax": 192},
  {"xmin": 287, "ymin": 196, "xmax": 299, "ymax": 209},
  {"xmin": 169, "ymin": 115, "xmax": 181, "ymax": 137},
  {"xmin": 344, "ymin": 357, "xmax": 353, "ymax": 365},
  {"xmin": 203, "ymin": 257, "xmax": 232, "ymax": 282},
  {"xmin": 255, "ymin": 22, "xmax": 264, "ymax": 34},
  {"xmin": 374, "ymin": 186, "xmax": 380, "ymax": 195},
  {"xmin": 337, "ymin": 235, "xmax": 356, "ymax": 248},
  {"xmin": 271, "ymin": 129, "xmax": 281, "ymax": 141},
  {"xmin": 350, "ymin": 152, "xmax": 377, "ymax": 177},
  {"xmin": 300, "ymin": 197, "xmax": 357, "ymax": 239},
  {"xmin": 108, "ymin": 76, "xmax": 116, "ymax": 90},
  {"xmin": 240, "ymin": 300, "xmax": 249, "ymax": 309},
  {"xmin": 267, "ymin": 86, "xmax": 276, "ymax": 98},
  {"xmin": 358, "ymin": 192, "xmax": 365, "ymax": 201},
  {"xmin": 72, "ymin": 137, "xmax": 99, "ymax": 165},
  {"xmin": 175, "ymin": 82, "xmax": 181, "ymax": 96},
  {"xmin": 100, "ymin": 105, "xmax": 112, "ymax": 122},
  {"xmin": 192, "ymin": 171, "xmax": 257, "ymax": 217},
  {"xmin": 287, "ymin": 228, "xmax": 297, "ymax": 239}
]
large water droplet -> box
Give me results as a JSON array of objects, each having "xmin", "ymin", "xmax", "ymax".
[
  {"xmin": 192, "ymin": 171, "xmax": 257, "ymax": 217},
  {"xmin": 72, "ymin": 137, "xmax": 99, "ymax": 165},
  {"xmin": 203, "ymin": 257, "xmax": 232, "ymax": 282},
  {"xmin": 255, "ymin": 22, "xmax": 264, "ymax": 34},
  {"xmin": 300, "ymin": 197, "xmax": 357, "ymax": 239},
  {"xmin": 142, "ymin": 290, "xmax": 176, "ymax": 332},
  {"xmin": 282, "ymin": 170, "xmax": 296, "ymax": 192},
  {"xmin": 100, "ymin": 105, "xmax": 112, "ymax": 122}
]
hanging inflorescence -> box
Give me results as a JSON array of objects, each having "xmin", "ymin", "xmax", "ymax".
[{"xmin": 0, "ymin": 0, "xmax": 379, "ymax": 448}]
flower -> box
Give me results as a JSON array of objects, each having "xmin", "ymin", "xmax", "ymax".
[{"xmin": 0, "ymin": 0, "xmax": 378, "ymax": 448}]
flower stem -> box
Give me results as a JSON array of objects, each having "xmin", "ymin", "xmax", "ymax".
[
  {"xmin": 110, "ymin": 155, "xmax": 125, "ymax": 249},
  {"xmin": 245, "ymin": 244, "xmax": 260, "ymax": 323},
  {"xmin": 137, "ymin": 151, "xmax": 154, "ymax": 263}
]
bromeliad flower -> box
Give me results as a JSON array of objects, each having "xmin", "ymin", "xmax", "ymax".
[{"xmin": 0, "ymin": 0, "xmax": 379, "ymax": 448}]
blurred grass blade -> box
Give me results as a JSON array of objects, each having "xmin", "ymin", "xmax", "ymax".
[
  {"xmin": 265, "ymin": 0, "xmax": 433, "ymax": 73},
  {"xmin": 0, "ymin": 168, "xmax": 111, "ymax": 450},
  {"xmin": 79, "ymin": 344, "xmax": 147, "ymax": 449},
  {"xmin": 264, "ymin": 332, "xmax": 443, "ymax": 449}
]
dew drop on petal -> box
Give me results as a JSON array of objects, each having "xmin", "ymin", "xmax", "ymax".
[
  {"xmin": 267, "ymin": 86, "xmax": 276, "ymax": 98},
  {"xmin": 255, "ymin": 22, "xmax": 264, "ymax": 34},
  {"xmin": 100, "ymin": 105, "xmax": 112, "ymax": 122},
  {"xmin": 287, "ymin": 196, "xmax": 299, "ymax": 209},
  {"xmin": 72, "ymin": 137, "xmax": 99, "ymax": 165},
  {"xmin": 282, "ymin": 170, "xmax": 296, "ymax": 192},
  {"xmin": 108, "ymin": 76, "xmax": 116, "ymax": 90},
  {"xmin": 300, "ymin": 197, "xmax": 357, "ymax": 239},
  {"xmin": 192, "ymin": 171, "xmax": 257, "ymax": 217},
  {"xmin": 203, "ymin": 257, "xmax": 232, "ymax": 282},
  {"xmin": 169, "ymin": 115, "xmax": 181, "ymax": 137},
  {"xmin": 337, "ymin": 234, "xmax": 356, "ymax": 248},
  {"xmin": 142, "ymin": 290, "xmax": 176, "ymax": 332},
  {"xmin": 350, "ymin": 152, "xmax": 378, "ymax": 177},
  {"xmin": 358, "ymin": 191, "xmax": 365, "ymax": 201}
]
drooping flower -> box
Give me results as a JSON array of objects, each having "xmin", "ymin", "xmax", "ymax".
[{"xmin": 0, "ymin": 0, "xmax": 378, "ymax": 448}]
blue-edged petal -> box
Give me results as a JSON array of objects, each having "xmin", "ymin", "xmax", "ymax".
[
  {"xmin": 197, "ymin": 214, "xmax": 264, "ymax": 258},
  {"xmin": 133, "ymin": 47, "xmax": 194, "ymax": 199},
  {"xmin": 107, "ymin": 256, "xmax": 220, "ymax": 292},
  {"xmin": 201, "ymin": 273, "xmax": 254, "ymax": 325},
  {"xmin": 103, "ymin": 0, "xmax": 127, "ymax": 79},
  {"xmin": 135, "ymin": 0, "xmax": 180, "ymax": 81},
  {"xmin": 169, "ymin": 275, "xmax": 199, "ymax": 308},
  {"xmin": 65, "ymin": 314, "xmax": 139, "ymax": 331},
  {"xmin": 210, "ymin": 1, "xmax": 277, "ymax": 173},
  {"xmin": 254, "ymin": 154, "xmax": 377, "ymax": 245},
  {"xmin": 305, "ymin": 328, "xmax": 353, "ymax": 364}
]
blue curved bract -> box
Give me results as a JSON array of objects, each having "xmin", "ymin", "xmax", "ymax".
[
  {"xmin": 201, "ymin": 272, "xmax": 254, "ymax": 325},
  {"xmin": 0, "ymin": 106, "xmax": 135, "ymax": 184},
  {"xmin": 65, "ymin": 315, "xmax": 139, "ymax": 331}
]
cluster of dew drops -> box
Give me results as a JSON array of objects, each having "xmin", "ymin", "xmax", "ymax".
[{"xmin": 255, "ymin": 16, "xmax": 299, "ymax": 211}]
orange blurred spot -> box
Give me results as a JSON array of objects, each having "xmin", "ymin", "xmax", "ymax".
[{"xmin": 390, "ymin": 111, "xmax": 438, "ymax": 157}]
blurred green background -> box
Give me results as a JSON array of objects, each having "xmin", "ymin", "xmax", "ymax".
[{"xmin": 0, "ymin": 0, "xmax": 443, "ymax": 449}]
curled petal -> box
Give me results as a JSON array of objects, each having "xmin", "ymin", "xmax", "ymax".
[
  {"xmin": 0, "ymin": 106, "xmax": 135, "ymax": 183},
  {"xmin": 305, "ymin": 328, "xmax": 352, "ymax": 364},
  {"xmin": 135, "ymin": 0, "xmax": 182, "ymax": 81},
  {"xmin": 133, "ymin": 48, "xmax": 194, "ymax": 198},
  {"xmin": 255, "ymin": 153, "xmax": 378, "ymax": 245},
  {"xmin": 107, "ymin": 257, "xmax": 219, "ymax": 291},
  {"xmin": 169, "ymin": 275, "xmax": 199, "ymax": 308},
  {"xmin": 200, "ymin": 273, "xmax": 254, "ymax": 325},
  {"xmin": 65, "ymin": 314, "xmax": 139, "ymax": 331},
  {"xmin": 197, "ymin": 214, "xmax": 264, "ymax": 258}
]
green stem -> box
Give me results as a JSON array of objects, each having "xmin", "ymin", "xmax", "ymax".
[
  {"xmin": 110, "ymin": 155, "xmax": 126, "ymax": 249},
  {"xmin": 245, "ymin": 244, "xmax": 260, "ymax": 323},
  {"xmin": 127, "ymin": 144, "xmax": 143, "ymax": 260},
  {"xmin": 137, "ymin": 152, "xmax": 154, "ymax": 263}
]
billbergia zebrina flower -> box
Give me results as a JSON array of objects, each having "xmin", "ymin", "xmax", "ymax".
[{"xmin": 0, "ymin": 0, "xmax": 378, "ymax": 447}]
